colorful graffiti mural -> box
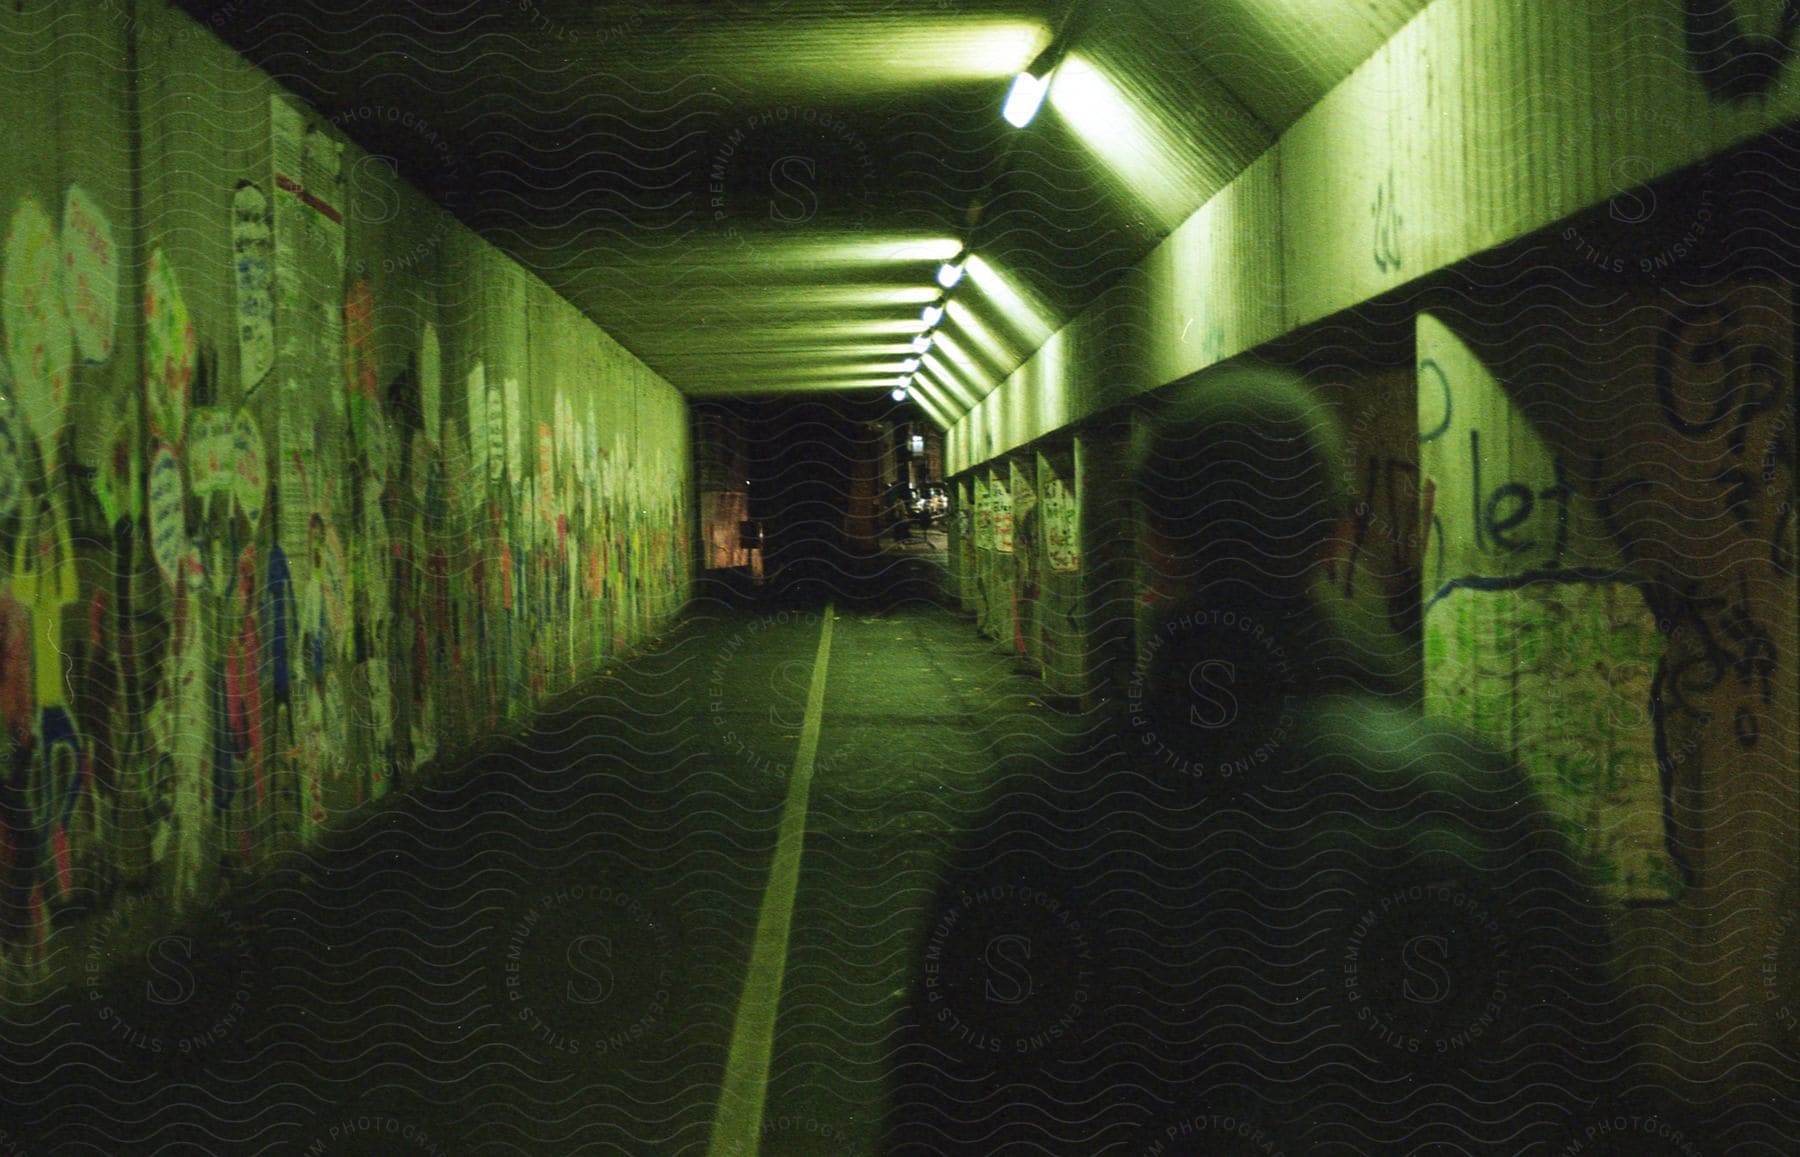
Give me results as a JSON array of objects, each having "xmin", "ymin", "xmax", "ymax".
[{"xmin": 0, "ymin": 172, "xmax": 690, "ymax": 971}]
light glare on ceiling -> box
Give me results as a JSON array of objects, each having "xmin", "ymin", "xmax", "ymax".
[{"xmin": 1047, "ymin": 52, "xmax": 1193, "ymax": 230}]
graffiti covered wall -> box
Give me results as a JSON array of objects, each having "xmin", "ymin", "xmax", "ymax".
[
  {"xmin": 0, "ymin": 1, "xmax": 691, "ymax": 974},
  {"xmin": 1418, "ymin": 285, "xmax": 1798, "ymax": 1074},
  {"xmin": 1417, "ymin": 314, "xmax": 1685, "ymax": 903}
]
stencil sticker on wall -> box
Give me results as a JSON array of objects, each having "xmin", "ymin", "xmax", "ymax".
[
  {"xmin": 149, "ymin": 443, "xmax": 188, "ymax": 587},
  {"xmin": 1041, "ymin": 475, "xmax": 1079, "ymax": 573},
  {"xmin": 231, "ymin": 181, "xmax": 275, "ymax": 392},
  {"xmin": 233, "ymin": 409, "xmax": 266, "ymax": 531},
  {"xmin": 61, "ymin": 185, "xmax": 119, "ymax": 364},
  {"xmin": 144, "ymin": 248, "xmax": 196, "ymax": 444}
]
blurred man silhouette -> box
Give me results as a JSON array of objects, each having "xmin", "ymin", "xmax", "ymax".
[{"xmin": 884, "ymin": 363, "xmax": 1634, "ymax": 1155}]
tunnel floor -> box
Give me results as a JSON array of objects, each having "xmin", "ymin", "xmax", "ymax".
[
  {"xmin": 0, "ymin": 555, "xmax": 1105, "ymax": 1155},
  {"xmin": 7, "ymin": 555, "xmax": 1791, "ymax": 1154}
]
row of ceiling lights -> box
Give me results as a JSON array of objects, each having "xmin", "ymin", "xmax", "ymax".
[{"xmin": 891, "ymin": 47, "xmax": 1057, "ymax": 405}]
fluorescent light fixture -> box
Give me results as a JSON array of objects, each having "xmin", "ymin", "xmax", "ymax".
[
  {"xmin": 1004, "ymin": 45, "xmax": 1060, "ymax": 128},
  {"xmin": 936, "ymin": 260, "xmax": 965, "ymax": 288},
  {"xmin": 901, "ymin": 357, "xmax": 920, "ymax": 372},
  {"xmin": 892, "ymin": 387, "xmax": 909, "ymax": 401},
  {"xmin": 920, "ymin": 301, "xmax": 945, "ymax": 327},
  {"xmin": 911, "ymin": 331, "xmax": 936, "ymax": 354},
  {"xmin": 1003, "ymin": 70, "xmax": 1050, "ymax": 127}
]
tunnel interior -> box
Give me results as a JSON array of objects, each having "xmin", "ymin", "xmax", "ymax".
[{"xmin": 1, "ymin": 2, "xmax": 1798, "ymax": 1154}]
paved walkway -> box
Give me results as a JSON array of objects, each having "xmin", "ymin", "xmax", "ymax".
[{"xmin": 0, "ymin": 557, "xmax": 1098, "ymax": 1155}]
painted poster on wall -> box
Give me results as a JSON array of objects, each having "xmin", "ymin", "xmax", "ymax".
[
  {"xmin": 4, "ymin": 196, "xmax": 74, "ymax": 459},
  {"xmin": 304, "ymin": 122, "xmax": 346, "ymax": 418},
  {"xmin": 143, "ymin": 247, "xmax": 195, "ymax": 446},
  {"xmin": 186, "ymin": 407, "xmax": 235, "ymax": 498},
  {"xmin": 420, "ymin": 323, "xmax": 441, "ymax": 444},
  {"xmin": 344, "ymin": 278, "xmax": 378, "ymax": 454},
  {"xmin": 0, "ymin": 378, "xmax": 20, "ymax": 522},
  {"xmin": 271, "ymin": 95, "xmax": 307, "ymax": 372},
  {"xmin": 467, "ymin": 361, "xmax": 488, "ymax": 483},
  {"xmin": 61, "ymin": 185, "xmax": 119, "ymax": 364},
  {"xmin": 278, "ymin": 378, "xmax": 311, "ymax": 551},
  {"xmin": 973, "ymin": 473, "xmax": 992, "ymax": 550},
  {"xmin": 231, "ymin": 181, "xmax": 275, "ymax": 392},
  {"xmin": 442, "ymin": 420, "xmax": 472, "ymax": 529},
  {"xmin": 273, "ymin": 93, "xmax": 347, "ymax": 423},
  {"xmin": 991, "ymin": 473, "xmax": 1013, "ymax": 554},
  {"xmin": 486, "ymin": 377, "xmax": 505, "ymax": 486},
  {"xmin": 503, "ymin": 376, "xmax": 524, "ymax": 485},
  {"xmin": 1041, "ymin": 474, "xmax": 1078, "ymax": 572},
  {"xmin": 536, "ymin": 421, "xmax": 555, "ymax": 521}
]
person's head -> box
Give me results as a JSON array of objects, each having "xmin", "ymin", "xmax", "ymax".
[{"xmin": 1132, "ymin": 362, "xmax": 1348, "ymax": 604}]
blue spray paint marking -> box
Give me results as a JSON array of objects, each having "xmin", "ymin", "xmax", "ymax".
[
  {"xmin": 1423, "ymin": 567, "xmax": 1635, "ymax": 614},
  {"xmin": 37, "ymin": 707, "xmax": 83, "ymax": 859},
  {"xmin": 265, "ymin": 545, "xmax": 293, "ymax": 700}
]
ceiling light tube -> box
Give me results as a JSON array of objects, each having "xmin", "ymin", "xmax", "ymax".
[
  {"xmin": 891, "ymin": 386, "xmax": 909, "ymax": 402},
  {"xmin": 901, "ymin": 357, "xmax": 920, "ymax": 372},
  {"xmin": 1003, "ymin": 71, "xmax": 1049, "ymax": 128},
  {"xmin": 936, "ymin": 257, "xmax": 965, "ymax": 288},
  {"xmin": 911, "ymin": 331, "xmax": 935, "ymax": 354},
  {"xmin": 920, "ymin": 301, "xmax": 945, "ymax": 327},
  {"xmin": 1003, "ymin": 46, "xmax": 1060, "ymax": 128}
]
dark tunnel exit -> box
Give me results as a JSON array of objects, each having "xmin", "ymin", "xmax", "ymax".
[{"xmin": 695, "ymin": 395, "xmax": 949, "ymax": 610}]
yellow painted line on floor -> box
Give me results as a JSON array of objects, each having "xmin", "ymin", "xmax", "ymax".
[{"xmin": 707, "ymin": 604, "xmax": 836, "ymax": 1157}]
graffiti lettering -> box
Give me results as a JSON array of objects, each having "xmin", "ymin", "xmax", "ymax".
[
  {"xmin": 1372, "ymin": 167, "xmax": 1403, "ymax": 273},
  {"xmin": 1467, "ymin": 432, "xmax": 1572, "ymax": 564}
]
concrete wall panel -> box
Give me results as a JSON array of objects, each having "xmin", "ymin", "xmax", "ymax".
[{"xmin": 0, "ymin": 0, "xmax": 691, "ymax": 981}]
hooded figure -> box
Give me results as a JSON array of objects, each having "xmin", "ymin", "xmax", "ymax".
[{"xmin": 884, "ymin": 364, "xmax": 1634, "ymax": 1155}]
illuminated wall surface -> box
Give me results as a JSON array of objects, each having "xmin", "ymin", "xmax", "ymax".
[
  {"xmin": 953, "ymin": 267, "xmax": 1800, "ymax": 1089},
  {"xmin": 941, "ymin": 0, "xmax": 1800, "ymax": 1081},
  {"xmin": 1, "ymin": 0, "xmax": 1795, "ymax": 1120},
  {"xmin": 0, "ymin": 4, "xmax": 691, "ymax": 964}
]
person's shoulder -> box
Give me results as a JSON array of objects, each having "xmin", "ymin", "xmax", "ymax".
[
  {"xmin": 1287, "ymin": 692, "xmax": 1597, "ymax": 892},
  {"xmin": 1297, "ymin": 692, "xmax": 1531, "ymax": 798}
]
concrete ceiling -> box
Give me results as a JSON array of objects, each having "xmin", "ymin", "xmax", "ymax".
[{"xmin": 173, "ymin": 0, "xmax": 1432, "ymax": 418}]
